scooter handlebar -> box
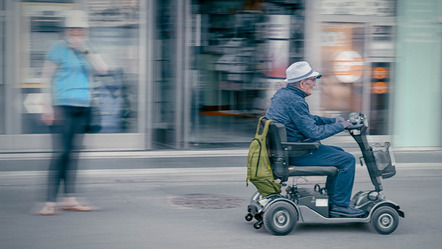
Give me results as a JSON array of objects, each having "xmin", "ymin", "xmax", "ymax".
[{"xmin": 345, "ymin": 123, "xmax": 364, "ymax": 130}]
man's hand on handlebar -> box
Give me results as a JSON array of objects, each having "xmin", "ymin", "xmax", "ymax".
[
  {"xmin": 335, "ymin": 116, "xmax": 345, "ymax": 123},
  {"xmin": 336, "ymin": 117, "xmax": 352, "ymax": 129}
]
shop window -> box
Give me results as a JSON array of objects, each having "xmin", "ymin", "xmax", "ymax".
[
  {"xmin": 19, "ymin": 1, "xmax": 140, "ymax": 134},
  {"xmin": 192, "ymin": 0, "xmax": 306, "ymax": 145},
  {"xmin": 320, "ymin": 23, "xmax": 364, "ymax": 118}
]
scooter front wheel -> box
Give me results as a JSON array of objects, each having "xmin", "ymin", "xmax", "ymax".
[
  {"xmin": 370, "ymin": 206, "xmax": 399, "ymax": 235},
  {"xmin": 263, "ymin": 201, "xmax": 297, "ymax": 235}
]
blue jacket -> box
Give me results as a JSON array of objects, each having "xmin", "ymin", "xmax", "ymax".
[{"xmin": 266, "ymin": 85, "xmax": 344, "ymax": 142}]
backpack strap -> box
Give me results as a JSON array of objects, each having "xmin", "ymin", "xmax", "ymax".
[
  {"xmin": 255, "ymin": 116, "xmax": 265, "ymax": 136},
  {"xmin": 255, "ymin": 117, "xmax": 274, "ymax": 138}
]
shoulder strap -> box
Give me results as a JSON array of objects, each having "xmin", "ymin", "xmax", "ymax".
[
  {"xmin": 255, "ymin": 117, "xmax": 274, "ymax": 138},
  {"xmin": 255, "ymin": 116, "xmax": 265, "ymax": 136}
]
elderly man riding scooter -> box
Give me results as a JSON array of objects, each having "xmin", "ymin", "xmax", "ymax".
[{"xmin": 266, "ymin": 61, "xmax": 364, "ymax": 217}]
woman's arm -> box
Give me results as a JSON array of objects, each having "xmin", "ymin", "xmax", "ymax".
[{"xmin": 84, "ymin": 51, "xmax": 108, "ymax": 75}]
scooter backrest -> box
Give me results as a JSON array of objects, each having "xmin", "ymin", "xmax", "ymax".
[{"xmin": 260, "ymin": 118, "xmax": 289, "ymax": 181}]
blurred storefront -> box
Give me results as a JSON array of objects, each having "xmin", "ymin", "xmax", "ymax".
[
  {"xmin": 306, "ymin": 0, "xmax": 397, "ymax": 137},
  {"xmin": 1, "ymin": 0, "xmax": 145, "ymax": 151},
  {"xmin": 0, "ymin": 0, "xmax": 441, "ymax": 151},
  {"xmin": 306, "ymin": 0, "xmax": 441, "ymax": 148},
  {"xmin": 185, "ymin": 0, "xmax": 306, "ymax": 147}
]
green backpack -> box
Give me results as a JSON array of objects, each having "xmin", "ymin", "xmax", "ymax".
[{"xmin": 246, "ymin": 117, "xmax": 281, "ymax": 196}]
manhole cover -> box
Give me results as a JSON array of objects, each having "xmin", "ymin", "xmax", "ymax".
[{"xmin": 172, "ymin": 194, "xmax": 245, "ymax": 209}]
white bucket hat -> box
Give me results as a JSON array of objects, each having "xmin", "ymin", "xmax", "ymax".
[
  {"xmin": 64, "ymin": 10, "xmax": 89, "ymax": 28},
  {"xmin": 285, "ymin": 61, "xmax": 322, "ymax": 84}
]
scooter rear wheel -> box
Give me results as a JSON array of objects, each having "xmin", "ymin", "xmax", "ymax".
[
  {"xmin": 263, "ymin": 201, "xmax": 297, "ymax": 235},
  {"xmin": 370, "ymin": 206, "xmax": 399, "ymax": 235}
]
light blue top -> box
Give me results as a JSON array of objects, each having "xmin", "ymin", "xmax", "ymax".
[{"xmin": 48, "ymin": 40, "xmax": 92, "ymax": 107}]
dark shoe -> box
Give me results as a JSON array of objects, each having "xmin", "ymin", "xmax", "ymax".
[{"xmin": 330, "ymin": 205, "xmax": 364, "ymax": 218}]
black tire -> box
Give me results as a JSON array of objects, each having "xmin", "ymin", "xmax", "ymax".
[
  {"xmin": 245, "ymin": 213, "xmax": 253, "ymax": 222},
  {"xmin": 263, "ymin": 201, "xmax": 297, "ymax": 235},
  {"xmin": 370, "ymin": 206, "xmax": 399, "ymax": 235}
]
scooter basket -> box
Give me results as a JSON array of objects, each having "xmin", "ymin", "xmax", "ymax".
[{"xmin": 370, "ymin": 142, "xmax": 396, "ymax": 179}]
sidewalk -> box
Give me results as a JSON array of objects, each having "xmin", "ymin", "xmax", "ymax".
[
  {"xmin": 0, "ymin": 149, "xmax": 249, "ymax": 160},
  {"xmin": 0, "ymin": 147, "xmax": 441, "ymax": 170},
  {"xmin": 1, "ymin": 143, "xmax": 442, "ymax": 249},
  {"xmin": 1, "ymin": 159, "xmax": 442, "ymax": 249}
]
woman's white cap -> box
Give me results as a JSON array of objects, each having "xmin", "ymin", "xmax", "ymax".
[{"xmin": 65, "ymin": 10, "xmax": 89, "ymax": 28}]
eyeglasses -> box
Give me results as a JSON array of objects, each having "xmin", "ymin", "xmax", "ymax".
[{"xmin": 305, "ymin": 77, "xmax": 317, "ymax": 83}]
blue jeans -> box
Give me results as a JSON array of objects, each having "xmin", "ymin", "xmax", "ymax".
[
  {"xmin": 290, "ymin": 144, "xmax": 356, "ymax": 207},
  {"xmin": 46, "ymin": 106, "xmax": 90, "ymax": 202}
]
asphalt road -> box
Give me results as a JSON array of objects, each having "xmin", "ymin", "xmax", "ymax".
[{"xmin": 1, "ymin": 157, "xmax": 442, "ymax": 249}]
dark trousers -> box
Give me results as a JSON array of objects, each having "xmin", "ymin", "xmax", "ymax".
[
  {"xmin": 46, "ymin": 106, "xmax": 90, "ymax": 202},
  {"xmin": 290, "ymin": 144, "xmax": 356, "ymax": 207}
]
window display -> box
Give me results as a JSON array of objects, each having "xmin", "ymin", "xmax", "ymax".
[
  {"xmin": 320, "ymin": 23, "xmax": 364, "ymax": 116},
  {"xmin": 19, "ymin": 1, "xmax": 140, "ymax": 134},
  {"xmin": 192, "ymin": 0, "xmax": 305, "ymax": 145}
]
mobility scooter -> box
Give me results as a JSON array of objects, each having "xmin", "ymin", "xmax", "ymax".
[{"xmin": 245, "ymin": 113, "xmax": 404, "ymax": 235}]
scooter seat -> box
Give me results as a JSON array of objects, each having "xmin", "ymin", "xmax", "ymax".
[
  {"xmin": 287, "ymin": 166, "xmax": 338, "ymax": 177},
  {"xmin": 259, "ymin": 117, "xmax": 340, "ymax": 181}
]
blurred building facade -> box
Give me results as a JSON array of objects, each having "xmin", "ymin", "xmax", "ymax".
[{"xmin": 0, "ymin": 0, "xmax": 441, "ymax": 151}]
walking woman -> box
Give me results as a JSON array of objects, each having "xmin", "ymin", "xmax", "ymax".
[{"xmin": 39, "ymin": 10, "xmax": 108, "ymax": 215}]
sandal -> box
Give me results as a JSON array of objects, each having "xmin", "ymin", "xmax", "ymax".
[
  {"xmin": 39, "ymin": 203, "xmax": 56, "ymax": 215},
  {"xmin": 62, "ymin": 203, "xmax": 92, "ymax": 212}
]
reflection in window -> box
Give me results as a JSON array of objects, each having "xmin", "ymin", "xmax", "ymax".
[
  {"xmin": 320, "ymin": 23, "xmax": 364, "ymax": 119},
  {"xmin": 191, "ymin": 1, "xmax": 305, "ymax": 145},
  {"xmin": 20, "ymin": 1, "xmax": 140, "ymax": 134}
]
